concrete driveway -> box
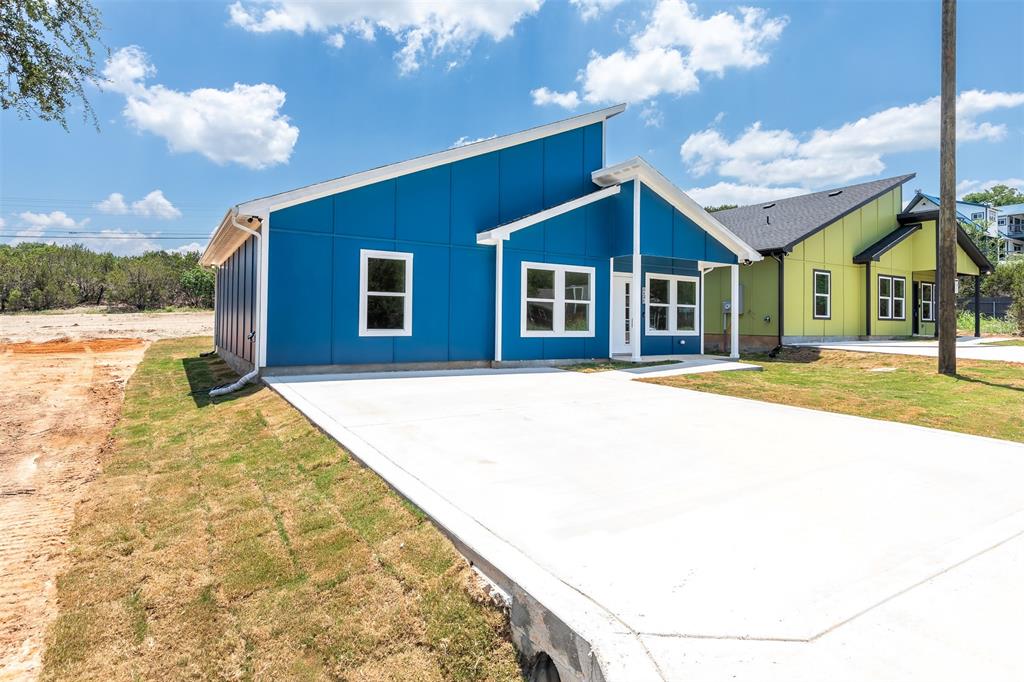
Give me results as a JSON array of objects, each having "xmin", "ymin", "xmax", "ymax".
[
  {"xmin": 266, "ymin": 368, "xmax": 1024, "ymax": 681},
  {"xmin": 804, "ymin": 336, "xmax": 1024, "ymax": 363}
]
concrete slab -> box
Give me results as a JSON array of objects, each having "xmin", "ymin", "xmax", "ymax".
[
  {"xmin": 598, "ymin": 357, "xmax": 761, "ymax": 380},
  {"xmin": 802, "ymin": 336, "xmax": 1024, "ymax": 363},
  {"xmin": 266, "ymin": 367, "xmax": 1024, "ymax": 681}
]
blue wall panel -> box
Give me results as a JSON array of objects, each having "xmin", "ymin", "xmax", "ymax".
[
  {"xmin": 449, "ymin": 248, "xmax": 494, "ymax": 360},
  {"xmin": 331, "ymin": 238, "xmax": 394, "ymax": 364},
  {"xmin": 267, "ymin": 230, "xmax": 333, "ymax": 366},
  {"xmin": 451, "ymin": 153, "xmax": 500, "ymax": 246},
  {"xmin": 273, "ymin": 196, "xmax": 333, "ymax": 233},
  {"xmin": 499, "ymin": 140, "xmax": 544, "ymax": 229},
  {"xmin": 334, "ymin": 180, "xmax": 395, "ymax": 239},
  {"xmin": 611, "ymin": 180, "xmax": 634, "ymax": 257},
  {"xmin": 640, "ymin": 185, "xmax": 673, "ymax": 256},
  {"xmin": 395, "ymin": 244, "xmax": 450, "ymax": 362},
  {"xmin": 543, "ymin": 128, "xmax": 585, "ymax": 207},
  {"xmin": 397, "ymin": 166, "xmax": 451, "ymax": 244},
  {"xmin": 583, "ymin": 123, "xmax": 603, "ymax": 179}
]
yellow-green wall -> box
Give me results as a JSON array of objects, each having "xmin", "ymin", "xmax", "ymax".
[{"xmin": 704, "ymin": 189, "xmax": 983, "ymax": 342}]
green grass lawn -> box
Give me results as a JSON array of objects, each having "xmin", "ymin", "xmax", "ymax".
[
  {"xmin": 643, "ymin": 348, "xmax": 1024, "ymax": 443},
  {"xmin": 982, "ymin": 339, "xmax": 1024, "ymax": 346},
  {"xmin": 43, "ymin": 337, "xmax": 520, "ymax": 682},
  {"xmin": 563, "ymin": 359, "xmax": 676, "ymax": 372}
]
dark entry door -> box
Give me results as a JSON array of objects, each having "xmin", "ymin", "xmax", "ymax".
[{"xmin": 912, "ymin": 281, "xmax": 920, "ymax": 335}]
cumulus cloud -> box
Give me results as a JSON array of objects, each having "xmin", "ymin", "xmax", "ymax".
[
  {"xmin": 570, "ymin": 0, "xmax": 624, "ymax": 21},
  {"xmin": 96, "ymin": 192, "xmax": 129, "ymax": 215},
  {"xmin": 165, "ymin": 241, "xmax": 205, "ymax": 255},
  {"xmin": 534, "ymin": 1, "xmax": 786, "ymax": 107},
  {"xmin": 639, "ymin": 101, "xmax": 664, "ymax": 128},
  {"xmin": 228, "ymin": 0, "xmax": 542, "ymax": 74},
  {"xmin": 686, "ymin": 182, "xmax": 805, "ymax": 208},
  {"xmin": 681, "ymin": 90, "xmax": 1024, "ymax": 187},
  {"xmin": 530, "ymin": 87, "xmax": 581, "ymax": 109},
  {"xmin": 102, "ymin": 46, "xmax": 299, "ymax": 169},
  {"xmin": 96, "ymin": 190, "xmax": 182, "ymax": 219},
  {"xmin": 3, "ymin": 212, "xmax": 90, "ymax": 247},
  {"xmin": 449, "ymin": 133, "xmax": 498, "ymax": 149},
  {"xmin": 957, "ymin": 178, "xmax": 1024, "ymax": 199}
]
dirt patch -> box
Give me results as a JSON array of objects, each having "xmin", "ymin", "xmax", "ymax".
[
  {"xmin": 0, "ymin": 339, "xmax": 148, "ymax": 680},
  {"xmin": 0, "ymin": 310, "xmax": 212, "ymax": 344}
]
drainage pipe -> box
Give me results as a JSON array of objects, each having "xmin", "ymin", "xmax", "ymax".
[{"xmin": 209, "ymin": 211, "xmax": 262, "ymax": 398}]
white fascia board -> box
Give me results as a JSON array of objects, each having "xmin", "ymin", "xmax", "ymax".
[
  {"xmin": 592, "ymin": 157, "xmax": 763, "ymax": 263},
  {"xmin": 200, "ymin": 208, "xmax": 263, "ymax": 267},
  {"xmin": 476, "ymin": 185, "xmax": 621, "ymax": 245},
  {"xmin": 239, "ymin": 104, "xmax": 627, "ymax": 218}
]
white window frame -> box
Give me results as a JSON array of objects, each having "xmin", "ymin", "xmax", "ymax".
[
  {"xmin": 644, "ymin": 272, "xmax": 700, "ymax": 336},
  {"xmin": 877, "ymin": 274, "xmax": 906, "ymax": 321},
  {"xmin": 520, "ymin": 261, "xmax": 596, "ymax": 338},
  {"xmin": 921, "ymin": 282, "xmax": 935, "ymax": 322},
  {"xmin": 359, "ymin": 249, "xmax": 413, "ymax": 337},
  {"xmin": 812, "ymin": 270, "xmax": 831, "ymax": 319}
]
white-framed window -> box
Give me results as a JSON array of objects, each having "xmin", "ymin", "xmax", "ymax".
[
  {"xmin": 878, "ymin": 275, "xmax": 906, "ymax": 321},
  {"xmin": 921, "ymin": 282, "xmax": 935, "ymax": 322},
  {"xmin": 521, "ymin": 262, "xmax": 595, "ymax": 337},
  {"xmin": 813, "ymin": 270, "xmax": 831, "ymax": 319},
  {"xmin": 971, "ymin": 211, "xmax": 985, "ymax": 221},
  {"xmin": 645, "ymin": 273, "xmax": 700, "ymax": 336},
  {"xmin": 359, "ymin": 249, "xmax": 413, "ymax": 336}
]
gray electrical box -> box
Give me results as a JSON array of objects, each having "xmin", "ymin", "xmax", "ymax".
[{"xmin": 722, "ymin": 284, "xmax": 745, "ymax": 314}]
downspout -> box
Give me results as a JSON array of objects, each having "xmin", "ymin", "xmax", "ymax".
[
  {"xmin": 210, "ymin": 211, "xmax": 263, "ymax": 398},
  {"xmin": 865, "ymin": 261, "xmax": 872, "ymax": 338},
  {"xmin": 771, "ymin": 253, "xmax": 784, "ymax": 356}
]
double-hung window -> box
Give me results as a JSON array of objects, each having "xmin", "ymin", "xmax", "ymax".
[
  {"xmin": 813, "ymin": 270, "xmax": 831, "ymax": 319},
  {"xmin": 877, "ymin": 275, "xmax": 906, "ymax": 321},
  {"xmin": 521, "ymin": 262, "xmax": 595, "ymax": 337},
  {"xmin": 645, "ymin": 273, "xmax": 699, "ymax": 335},
  {"xmin": 359, "ymin": 250, "xmax": 413, "ymax": 336},
  {"xmin": 921, "ymin": 282, "xmax": 935, "ymax": 322}
]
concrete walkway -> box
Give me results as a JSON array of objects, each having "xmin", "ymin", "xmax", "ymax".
[
  {"xmin": 802, "ymin": 336, "xmax": 1024, "ymax": 363},
  {"xmin": 267, "ymin": 368, "xmax": 1024, "ymax": 681}
]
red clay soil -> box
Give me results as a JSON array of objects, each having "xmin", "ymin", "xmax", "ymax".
[{"xmin": 0, "ymin": 339, "xmax": 147, "ymax": 680}]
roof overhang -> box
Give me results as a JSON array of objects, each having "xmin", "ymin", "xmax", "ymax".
[
  {"xmin": 199, "ymin": 208, "xmax": 262, "ymax": 267},
  {"xmin": 592, "ymin": 157, "xmax": 763, "ymax": 263},
  {"xmin": 476, "ymin": 185, "xmax": 621, "ymax": 245},
  {"xmin": 896, "ymin": 211, "xmax": 994, "ymax": 274},
  {"xmin": 199, "ymin": 104, "xmax": 627, "ymax": 267}
]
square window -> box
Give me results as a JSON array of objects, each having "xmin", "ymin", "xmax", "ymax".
[
  {"xmin": 649, "ymin": 278, "xmax": 669, "ymax": 304},
  {"xmin": 360, "ymin": 250, "xmax": 412, "ymax": 336},
  {"xmin": 649, "ymin": 305, "xmax": 668, "ymax": 331},
  {"xmin": 565, "ymin": 271, "xmax": 590, "ymax": 301},
  {"xmin": 527, "ymin": 269, "xmax": 555, "ymax": 299},
  {"xmin": 521, "ymin": 263, "xmax": 594, "ymax": 337},
  {"xmin": 814, "ymin": 295, "xmax": 829, "ymax": 318},
  {"xmin": 646, "ymin": 274, "xmax": 699, "ymax": 336},
  {"xmin": 366, "ymin": 296, "xmax": 405, "ymax": 330},
  {"xmin": 367, "ymin": 257, "xmax": 406, "ymax": 293},
  {"xmin": 564, "ymin": 302, "xmax": 589, "ymax": 331}
]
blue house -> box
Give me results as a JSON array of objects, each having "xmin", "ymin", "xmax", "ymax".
[{"xmin": 200, "ymin": 105, "xmax": 762, "ymax": 375}]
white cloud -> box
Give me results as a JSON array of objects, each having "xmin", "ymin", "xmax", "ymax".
[
  {"xmin": 957, "ymin": 178, "xmax": 1024, "ymax": 198},
  {"xmin": 449, "ymin": 133, "xmax": 498, "ymax": 149},
  {"xmin": 535, "ymin": 1, "xmax": 786, "ymax": 107},
  {"xmin": 0, "ymin": 217, "xmax": 6, "ymax": 229},
  {"xmin": 95, "ymin": 192, "xmax": 129, "ymax": 215},
  {"xmin": 571, "ymin": 0, "xmax": 624, "ymax": 21},
  {"xmin": 165, "ymin": 241, "xmax": 205, "ymax": 255},
  {"xmin": 102, "ymin": 46, "xmax": 299, "ymax": 169},
  {"xmin": 681, "ymin": 90, "xmax": 1024, "ymax": 187},
  {"xmin": 530, "ymin": 87, "xmax": 581, "ymax": 109},
  {"xmin": 686, "ymin": 182, "xmax": 805, "ymax": 208},
  {"xmin": 228, "ymin": 0, "xmax": 542, "ymax": 74},
  {"xmin": 639, "ymin": 101, "xmax": 664, "ymax": 128},
  {"xmin": 18, "ymin": 211, "xmax": 89, "ymax": 229},
  {"xmin": 131, "ymin": 190, "xmax": 182, "ymax": 219}
]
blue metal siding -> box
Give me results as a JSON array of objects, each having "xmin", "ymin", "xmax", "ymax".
[
  {"xmin": 265, "ymin": 124, "xmax": 606, "ymax": 367},
  {"xmin": 215, "ymin": 233, "xmax": 258, "ymax": 366}
]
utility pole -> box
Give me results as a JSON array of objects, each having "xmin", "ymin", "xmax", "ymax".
[{"xmin": 938, "ymin": 0, "xmax": 957, "ymax": 375}]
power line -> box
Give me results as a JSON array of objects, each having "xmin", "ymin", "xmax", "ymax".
[{"xmin": 0, "ymin": 235, "xmax": 209, "ymax": 241}]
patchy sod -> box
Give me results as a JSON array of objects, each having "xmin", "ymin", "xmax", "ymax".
[
  {"xmin": 42, "ymin": 337, "xmax": 520, "ymax": 682},
  {"xmin": 643, "ymin": 347, "xmax": 1024, "ymax": 443}
]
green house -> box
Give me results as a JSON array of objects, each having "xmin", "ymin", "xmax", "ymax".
[{"xmin": 702, "ymin": 175, "xmax": 994, "ymax": 352}]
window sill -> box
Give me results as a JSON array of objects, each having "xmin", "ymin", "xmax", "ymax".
[
  {"xmin": 359, "ymin": 329, "xmax": 413, "ymax": 337},
  {"xmin": 645, "ymin": 330, "xmax": 700, "ymax": 337},
  {"xmin": 521, "ymin": 331, "xmax": 595, "ymax": 338}
]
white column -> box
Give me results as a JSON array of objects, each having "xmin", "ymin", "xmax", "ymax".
[
  {"xmin": 730, "ymin": 263, "xmax": 740, "ymax": 359},
  {"xmin": 631, "ymin": 181, "xmax": 642, "ymax": 362},
  {"xmin": 699, "ymin": 265, "xmax": 706, "ymax": 355},
  {"xmin": 257, "ymin": 213, "xmax": 270, "ymax": 369},
  {"xmin": 608, "ymin": 257, "xmax": 614, "ymax": 357},
  {"xmin": 494, "ymin": 239, "xmax": 504, "ymax": 363}
]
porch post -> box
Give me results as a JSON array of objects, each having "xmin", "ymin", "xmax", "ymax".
[
  {"xmin": 494, "ymin": 238, "xmax": 503, "ymax": 362},
  {"xmin": 730, "ymin": 264, "xmax": 740, "ymax": 359},
  {"xmin": 974, "ymin": 274, "xmax": 981, "ymax": 337},
  {"xmin": 699, "ymin": 265, "xmax": 705, "ymax": 355},
  {"xmin": 631, "ymin": 181, "xmax": 642, "ymax": 362}
]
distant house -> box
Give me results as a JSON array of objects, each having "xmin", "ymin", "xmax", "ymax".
[
  {"xmin": 200, "ymin": 106, "xmax": 762, "ymax": 375},
  {"xmin": 704, "ymin": 176, "xmax": 993, "ymax": 351},
  {"xmin": 995, "ymin": 203, "xmax": 1024, "ymax": 258}
]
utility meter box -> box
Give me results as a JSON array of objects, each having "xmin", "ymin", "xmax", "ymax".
[{"xmin": 722, "ymin": 284, "xmax": 745, "ymax": 315}]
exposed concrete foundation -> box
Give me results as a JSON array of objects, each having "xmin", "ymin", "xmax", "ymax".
[
  {"xmin": 216, "ymin": 346, "xmax": 254, "ymax": 377},
  {"xmin": 703, "ymin": 333, "xmax": 778, "ymax": 354}
]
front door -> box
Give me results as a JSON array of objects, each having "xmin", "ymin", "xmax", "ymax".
[
  {"xmin": 912, "ymin": 281, "xmax": 920, "ymax": 335},
  {"xmin": 612, "ymin": 274, "xmax": 632, "ymax": 355}
]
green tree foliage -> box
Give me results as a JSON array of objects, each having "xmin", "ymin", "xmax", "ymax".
[
  {"xmin": 962, "ymin": 184, "xmax": 1024, "ymax": 207},
  {"xmin": 982, "ymin": 258, "xmax": 1024, "ymax": 333},
  {"xmin": 705, "ymin": 204, "xmax": 738, "ymax": 213},
  {"xmin": 0, "ymin": 0, "xmax": 105, "ymax": 129},
  {"xmin": 0, "ymin": 242, "xmax": 214, "ymax": 312}
]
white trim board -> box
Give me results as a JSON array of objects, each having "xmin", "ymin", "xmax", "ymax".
[
  {"xmin": 592, "ymin": 157, "xmax": 763, "ymax": 264},
  {"xmin": 477, "ymin": 185, "xmax": 621, "ymax": 245}
]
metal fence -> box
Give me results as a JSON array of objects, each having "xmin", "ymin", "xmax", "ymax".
[{"xmin": 961, "ymin": 296, "xmax": 1012, "ymax": 319}]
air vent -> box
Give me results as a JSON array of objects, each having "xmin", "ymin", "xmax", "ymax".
[
  {"xmin": 762, "ymin": 203, "xmax": 775, "ymax": 209},
  {"xmin": 828, "ymin": 190, "xmax": 843, "ymax": 197}
]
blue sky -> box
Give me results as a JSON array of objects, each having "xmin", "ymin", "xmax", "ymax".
[{"xmin": 1, "ymin": 0, "xmax": 1022, "ymax": 255}]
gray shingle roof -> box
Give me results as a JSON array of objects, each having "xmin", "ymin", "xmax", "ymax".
[{"xmin": 711, "ymin": 174, "xmax": 916, "ymax": 253}]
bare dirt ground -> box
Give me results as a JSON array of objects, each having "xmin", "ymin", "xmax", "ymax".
[
  {"xmin": 0, "ymin": 312, "xmax": 209, "ymax": 681},
  {"xmin": 0, "ymin": 309, "xmax": 213, "ymax": 344}
]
